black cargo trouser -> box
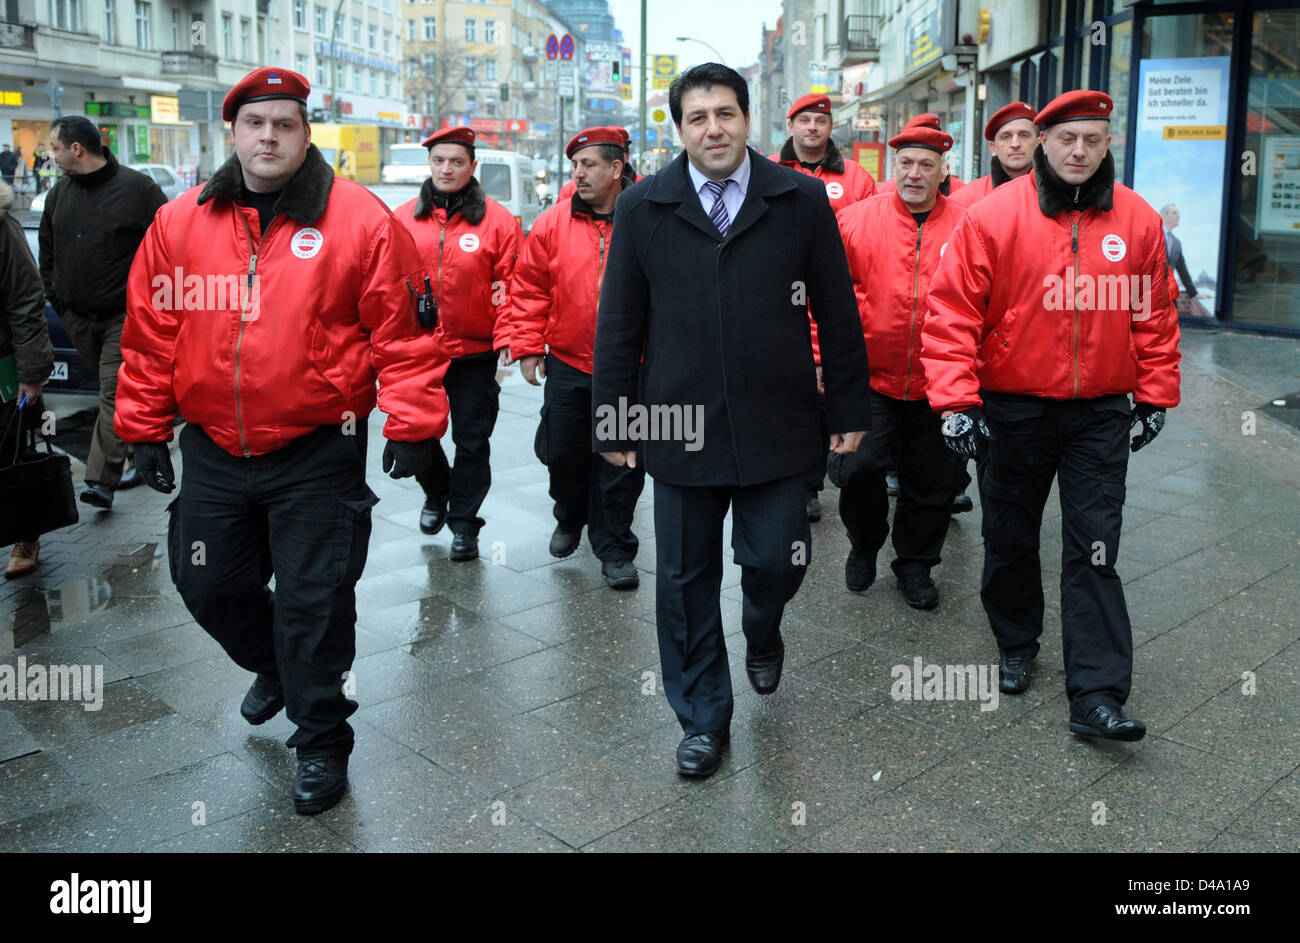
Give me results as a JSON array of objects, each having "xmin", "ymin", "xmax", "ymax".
[
  {"xmin": 416, "ymin": 351, "xmax": 500, "ymax": 537},
  {"xmin": 978, "ymin": 392, "xmax": 1133, "ymax": 714},
  {"xmin": 832, "ymin": 390, "xmax": 961, "ymax": 576},
  {"xmin": 168, "ymin": 422, "xmax": 375, "ymax": 758},
  {"xmin": 535, "ymin": 352, "xmax": 644, "ymax": 563}
]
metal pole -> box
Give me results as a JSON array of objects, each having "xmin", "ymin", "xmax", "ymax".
[
  {"xmin": 676, "ymin": 36, "xmax": 725, "ymax": 65},
  {"xmin": 638, "ymin": 0, "xmax": 647, "ymax": 163}
]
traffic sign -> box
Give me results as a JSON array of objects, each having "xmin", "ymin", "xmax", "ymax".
[
  {"xmin": 652, "ymin": 54, "xmax": 677, "ymax": 90},
  {"xmin": 560, "ymin": 34, "xmax": 574, "ymax": 61},
  {"xmin": 557, "ymin": 64, "xmax": 575, "ymax": 98},
  {"xmin": 545, "ymin": 59, "xmax": 557, "ymax": 82},
  {"xmin": 545, "ymin": 34, "xmax": 558, "ymax": 60},
  {"xmin": 651, "ymin": 107, "xmax": 667, "ymax": 124}
]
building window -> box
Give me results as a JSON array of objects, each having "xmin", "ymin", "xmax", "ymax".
[
  {"xmin": 422, "ymin": 51, "xmax": 435, "ymax": 77},
  {"xmin": 485, "ymin": 19, "xmax": 495, "ymax": 44},
  {"xmin": 384, "ymin": 73, "xmax": 392, "ymax": 98},
  {"xmin": 49, "ymin": 0, "xmax": 84, "ymax": 31},
  {"xmin": 313, "ymin": 4, "xmax": 325, "ymax": 35},
  {"xmin": 368, "ymin": 24, "xmax": 376, "ymax": 49},
  {"xmin": 317, "ymin": 59, "xmax": 328, "ymax": 85},
  {"xmin": 382, "ymin": 29, "xmax": 390, "ymax": 54},
  {"xmin": 465, "ymin": 56, "xmax": 477, "ymax": 80},
  {"xmin": 295, "ymin": 53, "xmax": 307, "ymax": 75},
  {"xmin": 465, "ymin": 18, "xmax": 475, "ymax": 42},
  {"xmin": 369, "ymin": 69, "xmax": 376, "ymax": 94},
  {"xmin": 170, "ymin": 6, "xmax": 179, "ymax": 47},
  {"xmin": 351, "ymin": 17, "xmax": 359, "ymax": 44},
  {"xmin": 293, "ymin": 0, "xmax": 306, "ymax": 30},
  {"xmin": 406, "ymin": 57, "xmax": 418, "ymax": 78},
  {"xmin": 352, "ymin": 65, "xmax": 362, "ymax": 92},
  {"xmin": 104, "ymin": 0, "xmax": 116, "ymax": 44},
  {"xmin": 423, "ymin": 91, "xmax": 435, "ymax": 114},
  {"xmin": 240, "ymin": 17, "xmax": 249, "ymax": 60},
  {"xmin": 406, "ymin": 18, "xmax": 414, "ymax": 41},
  {"xmin": 485, "ymin": 57, "xmax": 496, "ymax": 80},
  {"xmin": 423, "ymin": 16, "xmax": 435, "ymax": 40},
  {"xmin": 134, "ymin": 1, "xmax": 151, "ymax": 49},
  {"xmin": 485, "ymin": 100, "xmax": 495, "ymax": 116},
  {"xmin": 408, "ymin": 94, "xmax": 417, "ymax": 113},
  {"xmin": 221, "ymin": 13, "xmax": 232, "ymax": 57}
]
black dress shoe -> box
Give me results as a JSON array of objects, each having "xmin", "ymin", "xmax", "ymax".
[
  {"xmin": 602, "ymin": 559, "xmax": 639, "ymax": 589},
  {"xmin": 1069, "ymin": 704, "xmax": 1147, "ymax": 742},
  {"xmin": 240, "ymin": 673, "xmax": 285, "ymax": 725},
  {"xmin": 549, "ymin": 524, "xmax": 581, "ymax": 558},
  {"xmin": 449, "ymin": 532, "xmax": 479, "ymax": 561},
  {"xmin": 897, "ymin": 572, "xmax": 939, "ymax": 609},
  {"xmin": 746, "ymin": 635, "xmax": 785, "ymax": 695},
  {"xmin": 885, "ymin": 472, "xmax": 900, "ymax": 497},
  {"xmin": 419, "ymin": 495, "xmax": 448, "ymax": 535},
  {"xmin": 116, "ymin": 466, "xmax": 143, "ymax": 490},
  {"xmin": 80, "ymin": 482, "xmax": 114, "ymax": 510},
  {"xmin": 805, "ymin": 493, "xmax": 823, "ymax": 522},
  {"xmin": 951, "ymin": 492, "xmax": 974, "ymax": 514},
  {"xmin": 293, "ymin": 755, "xmax": 349, "ymax": 815},
  {"xmin": 675, "ymin": 730, "xmax": 728, "ymax": 777},
  {"xmin": 999, "ymin": 653, "xmax": 1034, "ymax": 695},
  {"xmin": 845, "ymin": 548, "xmax": 875, "ymax": 592}
]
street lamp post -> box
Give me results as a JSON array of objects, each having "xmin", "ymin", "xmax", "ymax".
[{"xmin": 675, "ymin": 36, "xmax": 725, "ymax": 65}]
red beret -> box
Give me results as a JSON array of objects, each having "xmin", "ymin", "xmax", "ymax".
[
  {"xmin": 985, "ymin": 101, "xmax": 1037, "ymax": 140},
  {"xmin": 889, "ymin": 126, "xmax": 952, "ymax": 154},
  {"xmin": 422, "ymin": 126, "xmax": 476, "ymax": 149},
  {"xmin": 904, "ymin": 113, "xmax": 942, "ymax": 131},
  {"xmin": 787, "ymin": 94, "xmax": 832, "ymax": 120},
  {"xmin": 1036, "ymin": 90, "xmax": 1113, "ymax": 128},
  {"xmin": 611, "ymin": 126, "xmax": 632, "ymax": 151},
  {"xmin": 223, "ymin": 67, "xmax": 310, "ymax": 122},
  {"xmin": 566, "ymin": 126, "xmax": 625, "ymax": 159}
]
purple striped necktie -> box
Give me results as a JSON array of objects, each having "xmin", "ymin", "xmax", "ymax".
[{"xmin": 703, "ymin": 178, "xmax": 731, "ymax": 235}]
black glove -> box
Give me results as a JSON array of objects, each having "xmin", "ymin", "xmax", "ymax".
[
  {"xmin": 133, "ymin": 441, "xmax": 176, "ymax": 493},
  {"xmin": 382, "ymin": 438, "xmax": 436, "ymax": 479},
  {"xmin": 1130, "ymin": 402, "xmax": 1165, "ymax": 453},
  {"xmin": 940, "ymin": 408, "xmax": 991, "ymax": 459}
]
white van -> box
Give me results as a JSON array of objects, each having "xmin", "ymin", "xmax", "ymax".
[
  {"xmin": 382, "ymin": 143, "xmax": 429, "ymax": 184},
  {"xmin": 474, "ymin": 149, "xmax": 543, "ymax": 234}
]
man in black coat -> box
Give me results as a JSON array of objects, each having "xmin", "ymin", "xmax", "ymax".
[
  {"xmin": 39, "ymin": 116, "xmax": 166, "ymax": 510},
  {"xmin": 593, "ymin": 64, "xmax": 872, "ymax": 778}
]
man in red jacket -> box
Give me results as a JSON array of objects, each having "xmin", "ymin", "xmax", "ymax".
[
  {"xmin": 394, "ymin": 126, "xmax": 521, "ymax": 561},
  {"xmin": 878, "ymin": 114, "xmax": 964, "ymax": 197},
  {"xmin": 115, "ymin": 68, "xmax": 450, "ymax": 814},
  {"xmin": 832, "ymin": 123, "xmax": 963, "ymax": 608},
  {"xmin": 949, "ymin": 101, "xmax": 1037, "ymax": 210},
  {"xmin": 508, "ymin": 126, "xmax": 645, "ymax": 589},
  {"xmin": 922, "ymin": 90, "xmax": 1181, "ymax": 741},
  {"xmin": 557, "ymin": 126, "xmax": 640, "ymax": 202}
]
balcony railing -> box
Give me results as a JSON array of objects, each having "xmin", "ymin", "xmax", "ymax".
[
  {"xmin": 844, "ymin": 15, "xmax": 882, "ymax": 62},
  {"xmin": 161, "ymin": 49, "xmax": 218, "ymax": 77},
  {"xmin": 0, "ymin": 20, "xmax": 37, "ymax": 50}
]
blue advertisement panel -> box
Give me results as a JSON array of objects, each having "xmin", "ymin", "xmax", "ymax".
[{"xmin": 1132, "ymin": 56, "xmax": 1230, "ymax": 318}]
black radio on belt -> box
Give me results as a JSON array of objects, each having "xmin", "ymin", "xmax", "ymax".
[{"xmin": 409, "ymin": 276, "xmax": 438, "ymax": 330}]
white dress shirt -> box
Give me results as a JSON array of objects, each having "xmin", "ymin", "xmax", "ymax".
[{"xmin": 687, "ymin": 150, "xmax": 751, "ymax": 229}]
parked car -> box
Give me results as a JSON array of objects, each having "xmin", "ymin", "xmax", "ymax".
[
  {"xmin": 381, "ymin": 143, "xmax": 429, "ymax": 185},
  {"xmin": 29, "ymin": 162, "xmax": 184, "ymax": 213},
  {"xmin": 21, "ymin": 223, "xmax": 98, "ymax": 395}
]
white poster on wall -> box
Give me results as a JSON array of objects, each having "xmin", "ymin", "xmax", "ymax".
[{"xmin": 1258, "ymin": 135, "xmax": 1300, "ymax": 235}]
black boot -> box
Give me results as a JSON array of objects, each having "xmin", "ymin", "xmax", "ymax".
[{"xmin": 293, "ymin": 755, "xmax": 349, "ymax": 815}]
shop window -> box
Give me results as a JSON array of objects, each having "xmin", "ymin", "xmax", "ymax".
[
  {"xmin": 1234, "ymin": 8, "xmax": 1300, "ymax": 329},
  {"xmin": 1105, "ymin": 18, "xmax": 1131, "ymax": 181}
]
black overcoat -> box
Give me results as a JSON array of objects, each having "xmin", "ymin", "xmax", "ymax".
[{"xmin": 592, "ymin": 147, "xmax": 871, "ymax": 487}]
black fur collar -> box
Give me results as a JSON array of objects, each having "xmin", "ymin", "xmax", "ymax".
[
  {"xmin": 414, "ymin": 176, "xmax": 486, "ymax": 224},
  {"xmin": 778, "ymin": 136, "xmax": 845, "ymax": 174},
  {"xmin": 1033, "ymin": 146, "xmax": 1114, "ymax": 217},
  {"xmin": 197, "ymin": 144, "xmax": 334, "ymax": 225},
  {"xmin": 991, "ymin": 156, "xmax": 1013, "ymax": 188}
]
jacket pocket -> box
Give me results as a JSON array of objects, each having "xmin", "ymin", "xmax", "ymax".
[
  {"xmin": 980, "ymin": 308, "xmax": 1017, "ymax": 368},
  {"xmin": 308, "ymin": 322, "xmax": 353, "ymax": 402},
  {"xmin": 335, "ymin": 488, "xmax": 380, "ymax": 585}
]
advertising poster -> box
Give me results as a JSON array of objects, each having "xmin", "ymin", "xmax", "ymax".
[
  {"xmin": 1258, "ymin": 135, "xmax": 1300, "ymax": 234},
  {"xmin": 1132, "ymin": 56, "xmax": 1230, "ymax": 318}
]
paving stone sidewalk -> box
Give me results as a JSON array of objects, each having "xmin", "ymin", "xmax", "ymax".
[{"xmin": 1, "ymin": 330, "xmax": 1297, "ymax": 853}]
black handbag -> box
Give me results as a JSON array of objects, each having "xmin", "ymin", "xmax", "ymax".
[{"xmin": 0, "ymin": 400, "xmax": 79, "ymax": 546}]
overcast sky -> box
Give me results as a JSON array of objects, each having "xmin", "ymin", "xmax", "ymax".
[{"xmin": 604, "ymin": 0, "xmax": 780, "ymax": 79}]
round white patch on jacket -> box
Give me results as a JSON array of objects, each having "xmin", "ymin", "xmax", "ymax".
[
  {"xmin": 459, "ymin": 233, "xmax": 480, "ymax": 252},
  {"xmin": 1101, "ymin": 233, "xmax": 1126, "ymax": 262},
  {"xmin": 291, "ymin": 227, "xmax": 323, "ymax": 258},
  {"xmin": 825, "ymin": 181, "xmax": 843, "ymax": 199}
]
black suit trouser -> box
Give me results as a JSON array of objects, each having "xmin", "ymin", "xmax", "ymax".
[
  {"xmin": 535, "ymin": 352, "xmax": 644, "ymax": 562},
  {"xmin": 416, "ymin": 351, "xmax": 500, "ymax": 536},
  {"xmin": 654, "ymin": 472, "xmax": 809, "ymax": 734},
  {"xmin": 979, "ymin": 392, "xmax": 1133, "ymax": 714},
  {"xmin": 169, "ymin": 423, "xmax": 374, "ymax": 758},
  {"xmin": 832, "ymin": 390, "xmax": 960, "ymax": 576}
]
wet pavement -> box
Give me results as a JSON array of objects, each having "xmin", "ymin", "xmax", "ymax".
[{"xmin": 1, "ymin": 329, "xmax": 1297, "ymax": 853}]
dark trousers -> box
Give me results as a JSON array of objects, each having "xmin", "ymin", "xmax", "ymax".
[
  {"xmin": 169, "ymin": 423, "xmax": 376, "ymax": 757},
  {"xmin": 535, "ymin": 352, "xmax": 644, "ymax": 562},
  {"xmin": 979, "ymin": 392, "xmax": 1133, "ymax": 714},
  {"xmin": 61, "ymin": 309, "xmax": 130, "ymax": 487},
  {"xmin": 416, "ymin": 351, "xmax": 500, "ymax": 536},
  {"xmin": 654, "ymin": 473, "xmax": 809, "ymax": 734},
  {"xmin": 832, "ymin": 390, "xmax": 960, "ymax": 576}
]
